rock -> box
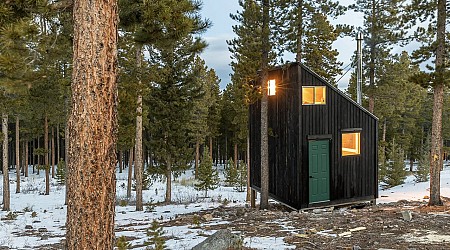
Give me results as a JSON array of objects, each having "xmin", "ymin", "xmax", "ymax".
[
  {"xmin": 202, "ymin": 213, "xmax": 213, "ymax": 221},
  {"xmin": 40, "ymin": 235, "xmax": 49, "ymax": 240},
  {"xmin": 353, "ymin": 246, "xmax": 362, "ymax": 250},
  {"xmin": 401, "ymin": 210, "xmax": 412, "ymax": 221},
  {"xmin": 25, "ymin": 225, "xmax": 33, "ymax": 229},
  {"xmin": 192, "ymin": 229, "xmax": 241, "ymax": 250},
  {"xmin": 38, "ymin": 228, "xmax": 48, "ymax": 233}
]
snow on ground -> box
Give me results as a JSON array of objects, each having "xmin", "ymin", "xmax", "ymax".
[{"xmin": 0, "ymin": 163, "xmax": 449, "ymax": 249}]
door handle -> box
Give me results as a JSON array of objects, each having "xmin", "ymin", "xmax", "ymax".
[{"xmin": 309, "ymin": 176, "xmax": 314, "ymax": 178}]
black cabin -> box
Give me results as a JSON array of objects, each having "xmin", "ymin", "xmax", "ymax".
[{"xmin": 249, "ymin": 62, "xmax": 378, "ymax": 210}]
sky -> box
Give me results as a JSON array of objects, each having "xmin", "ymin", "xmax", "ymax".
[{"xmin": 200, "ymin": 0, "xmax": 365, "ymax": 90}]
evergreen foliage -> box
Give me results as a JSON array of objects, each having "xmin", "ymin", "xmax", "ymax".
[
  {"xmin": 56, "ymin": 159, "xmax": 66, "ymax": 185},
  {"xmin": 385, "ymin": 139, "xmax": 407, "ymax": 188},
  {"xmin": 145, "ymin": 220, "xmax": 166, "ymax": 250},
  {"xmin": 236, "ymin": 161, "xmax": 248, "ymax": 192},
  {"xmin": 116, "ymin": 236, "xmax": 131, "ymax": 250},
  {"xmin": 415, "ymin": 133, "xmax": 431, "ymax": 183},
  {"xmin": 224, "ymin": 158, "xmax": 238, "ymax": 187},
  {"xmin": 194, "ymin": 147, "xmax": 219, "ymax": 197}
]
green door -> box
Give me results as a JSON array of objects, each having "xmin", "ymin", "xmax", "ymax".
[{"xmin": 309, "ymin": 140, "xmax": 330, "ymax": 203}]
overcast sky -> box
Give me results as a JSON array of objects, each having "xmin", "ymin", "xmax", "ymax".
[{"xmin": 200, "ymin": 0, "xmax": 364, "ymax": 90}]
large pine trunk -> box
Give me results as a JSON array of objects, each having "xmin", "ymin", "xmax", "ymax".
[
  {"xmin": 135, "ymin": 94, "xmax": 143, "ymax": 211},
  {"xmin": 66, "ymin": 0, "xmax": 118, "ymax": 248},
  {"xmin": 260, "ymin": 0, "xmax": 270, "ymax": 210},
  {"xmin": 16, "ymin": 116, "xmax": 20, "ymax": 194},
  {"xmin": 135, "ymin": 44, "xmax": 144, "ymax": 211},
  {"xmin": 44, "ymin": 114, "xmax": 50, "ymax": 195},
  {"xmin": 2, "ymin": 113, "xmax": 10, "ymax": 211},
  {"xmin": 428, "ymin": 0, "xmax": 446, "ymax": 207}
]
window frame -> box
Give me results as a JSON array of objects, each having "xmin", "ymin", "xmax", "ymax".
[
  {"xmin": 302, "ymin": 86, "xmax": 326, "ymax": 105},
  {"xmin": 341, "ymin": 130, "xmax": 361, "ymax": 157}
]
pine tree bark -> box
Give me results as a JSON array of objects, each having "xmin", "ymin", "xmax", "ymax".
[
  {"xmin": 118, "ymin": 150, "xmax": 122, "ymax": 173},
  {"xmin": 195, "ymin": 140, "xmax": 200, "ymax": 178},
  {"xmin": 127, "ymin": 147, "xmax": 133, "ymax": 199},
  {"xmin": 428, "ymin": 0, "xmax": 445, "ymax": 207},
  {"xmin": 51, "ymin": 126, "xmax": 55, "ymax": 178},
  {"xmin": 246, "ymin": 134, "xmax": 251, "ymax": 202},
  {"xmin": 44, "ymin": 114, "xmax": 50, "ymax": 195},
  {"xmin": 16, "ymin": 116, "xmax": 20, "ymax": 193},
  {"xmin": 2, "ymin": 113, "xmax": 10, "ymax": 211},
  {"xmin": 260, "ymin": 0, "xmax": 270, "ymax": 210},
  {"xmin": 135, "ymin": 44, "xmax": 144, "ymax": 211},
  {"xmin": 209, "ymin": 137, "xmax": 213, "ymax": 160},
  {"xmin": 165, "ymin": 158, "xmax": 172, "ymax": 203},
  {"xmin": 25, "ymin": 141, "xmax": 28, "ymax": 177},
  {"xmin": 234, "ymin": 143, "xmax": 238, "ymax": 169},
  {"xmin": 66, "ymin": 0, "xmax": 118, "ymax": 248}
]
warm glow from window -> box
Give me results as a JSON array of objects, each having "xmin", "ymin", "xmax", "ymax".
[
  {"xmin": 302, "ymin": 86, "xmax": 326, "ymax": 105},
  {"xmin": 268, "ymin": 79, "xmax": 276, "ymax": 96},
  {"xmin": 315, "ymin": 86, "xmax": 326, "ymax": 104},
  {"xmin": 342, "ymin": 132, "xmax": 360, "ymax": 156}
]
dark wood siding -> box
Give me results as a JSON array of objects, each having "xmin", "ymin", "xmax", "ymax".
[{"xmin": 250, "ymin": 62, "xmax": 378, "ymax": 210}]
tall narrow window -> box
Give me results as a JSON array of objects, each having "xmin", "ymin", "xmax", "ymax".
[
  {"xmin": 302, "ymin": 86, "xmax": 326, "ymax": 105},
  {"xmin": 268, "ymin": 79, "xmax": 276, "ymax": 96},
  {"xmin": 342, "ymin": 132, "xmax": 360, "ymax": 156}
]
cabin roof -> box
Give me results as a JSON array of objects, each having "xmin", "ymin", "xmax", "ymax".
[{"xmin": 270, "ymin": 62, "xmax": 379, "ymax": 121}]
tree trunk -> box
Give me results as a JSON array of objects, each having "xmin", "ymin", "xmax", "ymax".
[
  {"xmin": 66, "ymin": 0, "xmax": 118, "ymax": 248},
  {"xmin": 32, "ymin": 139, "xmax": 35, "ymax": 174},
  {"xmin": 246, "ymin": 134, "xmax": 251, "ymax": 202},
  {"xmin": 165, "ymin": 159, "xmax": 172, "ymax": 204},
  {"xmin": 25, "ymin": 141, "xmax": 28, "ymax": 177},
  {"xmin": 195, "ymin": 140, "xmax": 200, "ymax": 178},
  {"xmin": 127, "ymin": 147, "xmax": 133, "ymax": 199},
  {"xmin": 260, "ymin": 0, "xmax": 270, "ymax": 210},
  {"xmin": 368, "ymin": 0, "xmax": 376, "ymax": 113},
  {"xmin": 118, "ymin": 150, "xmax": 123, "ymax": 173},
  {"xmin": 2, "ymin": 113, "xmax": 10, "ymax": 211},
  {"xmin": 135, "ymin": 42, "xmax": 144, "ymax": 211},
  {"xmin": 428, "ymin": 0, "xmax": 445, "ymax": 207},
  {"xmin": 44, "ymin": 114, "xmax": 50, "ymax": 195},
  {"xmin": 57, "ymin": 124, "xmax": 60, "ymax": 162},
  {"xmin": 65, "ymin": 121, "xmax": 69, "ymax": 205},
  {"xmin": 51, "ymin": 126, "xmax": 55, "ymax": 178},
  {"xmin": 37, "ymin": 137, "xmax": 40, "ymax": 175},
  {"xmin": 16, "ymin": 116, "xmax": 20, "ymax": 194},
  {"xmin": 234, "ymin": 143, "xmax": 238, "ymax": 169},
  {"xmin": 209, "ymin": 137, "xmax": 213, "ymax": 160}
]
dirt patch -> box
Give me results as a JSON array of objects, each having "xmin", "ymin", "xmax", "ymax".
[{"xmin": 163, "ymin": 199, "xmax": 450, "ymax": 249}]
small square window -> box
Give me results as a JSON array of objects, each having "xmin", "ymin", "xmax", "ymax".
[
  {"xmin": 268, "ymin": 79, "xmax": 276, "ymax": 96},
  {"xmin": 342, "ymin": 132, "xmax": 360, "ymax": 156},
  {"xmin": 302, "ymin": 86, "xmax": 326, "ymax": 105}
]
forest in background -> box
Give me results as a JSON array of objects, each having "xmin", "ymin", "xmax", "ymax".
[{"xmin": 0, "ymin": 0, "xmax": 448, "ymax": 214}]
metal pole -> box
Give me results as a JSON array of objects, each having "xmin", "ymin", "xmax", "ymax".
[{"xmin": 356, "ymin": 32, "xmax": 363, "ymax": 105}]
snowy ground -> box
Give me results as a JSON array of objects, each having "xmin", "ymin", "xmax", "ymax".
[{"xmin": 0, "ymin": 163, "xmax": 449, "ymax": 249}]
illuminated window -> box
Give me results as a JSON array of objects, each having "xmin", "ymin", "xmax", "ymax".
[
  {"xmin": 342, "ymin": 132, "xmax": 360, "ymax": 156},
  {"xmin": 268, "ymin": 79, "xmax": 276, "ymax": 96},
  {"xmin": 302, "ymin": 86, "xmax": 326, "ymax": 105}
]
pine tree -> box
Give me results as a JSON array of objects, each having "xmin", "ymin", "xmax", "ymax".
[
  {"xmin": 56, "ymin": 159, "xmax": 66, "ymax": 185},
  {"xmin": 385, "ymin": 138, "xmax": 407, "ymax": 188},
  {"xmin": 195, "ymin": 147, "xmax": 219, "ymax": 197},
  {"xmin": 225, "ymin": 158, "xmax": 238, "ymax": 187},
  {"xmin": 415, "ymin": 132, "xmax": 431, "ymax": 183},
  {"xmin": 146, "ymin": 220, "xmax": 166, "ymax": 250},
  {"xmin": 236, "ymin": 161, "xmax": 248, "ymax": 192},
  {"xmin": 405, "ymin": 0, "xmax": 448, "ymax": 206},
  {"xmin": 66, "ymin": 0, "xmax": 118, "ymax": 248},
  {"xmin": 351, "ymin": 0, "xmax": 408, "ymax": 112},
  {"xmin": 275, "ymin": 0, "xmax": 348, "ymax": 82}
]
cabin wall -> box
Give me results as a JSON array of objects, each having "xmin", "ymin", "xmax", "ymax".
[
  {"xmin": 250, "ymin": 63, "xmax": 378, "ymax": 210},
  {"xmin": 299, "ymin": 66, "xmax": 377, "ymax": 208}
]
